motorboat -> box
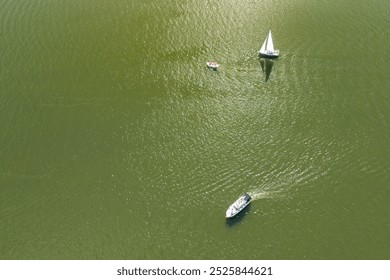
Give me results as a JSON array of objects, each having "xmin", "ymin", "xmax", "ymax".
[
  {"xmin": 225, "ymin": 193, "xmax": 252, "ymax": 218},
  {"xmin": 206, "ymin": 61, "xmax": 219, "ymax": 70}
]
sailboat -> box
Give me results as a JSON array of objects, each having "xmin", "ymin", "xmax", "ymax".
[{"xmin": 259, "ymin": 30, "xmax": 280, "ymax": 58}]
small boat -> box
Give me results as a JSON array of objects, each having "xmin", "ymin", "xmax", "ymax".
[
  {"xmin": 259, "ymin": 30, "xmax": 280, "ymax": 58},
  {"xmin": 225, "ymin": 193, "xmax": 252, "ymax": 218},
  {"xmin": 206, "ymin": 61, "xmax": 220, "ymax": 70}
]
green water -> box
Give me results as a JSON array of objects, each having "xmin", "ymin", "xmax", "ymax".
[{"xmin": 1, "ymin": 0, "xmax": 389, "ymax": 259}]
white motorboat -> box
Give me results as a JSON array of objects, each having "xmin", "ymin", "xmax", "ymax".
[
  {"xmin": 225, "ymin": 193, "xmax": 252, "ymax": 218},
  {"xmin": 206, "ymin": 61, "xmax": 220, "ymax": 70},
  {"xmin": 259, "ymin": 30, "xmax": 280, "ymax": 58}
]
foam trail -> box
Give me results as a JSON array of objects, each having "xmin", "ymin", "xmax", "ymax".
[{"xmin": 248, "ymin": 190, "xmax": 282, "ymax": 201}]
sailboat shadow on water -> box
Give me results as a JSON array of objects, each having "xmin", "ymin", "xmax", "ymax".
[{"xmin": 259, "ymin": 58, "xmax": 274, "ymax": 82}]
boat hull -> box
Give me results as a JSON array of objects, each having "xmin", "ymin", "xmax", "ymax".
[
  {"xmin": 225, "ymin": 193, "xmax": 252, "ymax": 218},
  {"xmin": 206, "ymin": 61, "xmax": 219, "ymax": 70},
  {"xmin": 259, "ymin": 50, "xmax": 280, "ymax": 58}
]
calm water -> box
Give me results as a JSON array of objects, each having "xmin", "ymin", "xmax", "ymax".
[{"xmin": 1, "ymin": 0, "xmax": 389, "ymax": 259}]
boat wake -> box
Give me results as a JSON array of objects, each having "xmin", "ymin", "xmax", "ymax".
[{"xmin": 247, "ymin": 190, "xmax": 282, "ymax": 201}]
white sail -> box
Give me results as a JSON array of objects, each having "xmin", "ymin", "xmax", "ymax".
[
  {"xmin": 266, "ymin": 30, "xmax": 275, "ymax": 52},
  {"xmin": 259, "ymin": 30, "xmax": 279, "ymax": 58},
  {"xmin": 260, "ymin": 34, "xmax": 267, "ymax": 53}
]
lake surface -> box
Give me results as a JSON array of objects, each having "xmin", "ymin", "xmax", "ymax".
[{"xmin": 1, "ymin": 0, "xmax": 389, "ymax": 259}]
